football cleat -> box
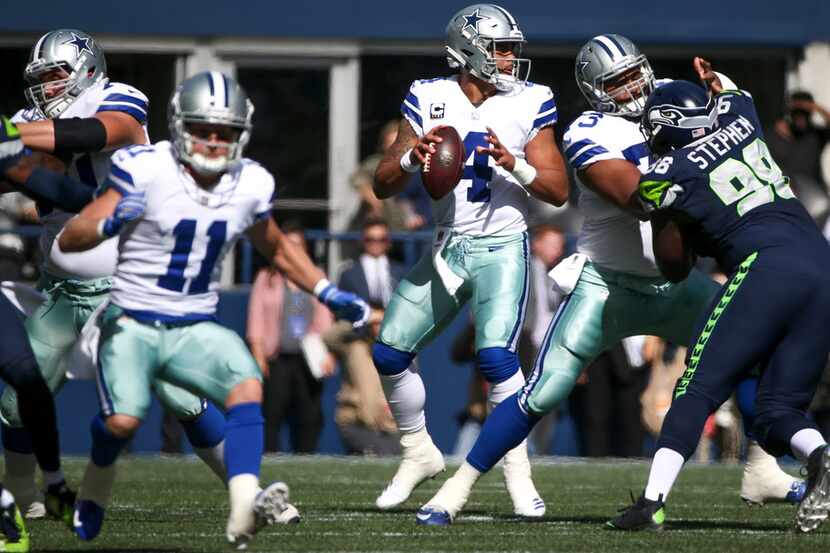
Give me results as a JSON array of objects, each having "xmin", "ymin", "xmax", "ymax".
[
  {"xmin": 415, "ymin": 505, "xmax": 452, "ymax": 526},
  {"xmin": 607, "ymin": 492, "xmax": 665, "ymax": 531},
  {"xmin": 72, "ymin": 500, "xmax": 105, "ymax": 541},
  {"xmin": 795, "ymin": 445, "xmax": 830, "ymax": 533},
  {"xmin": 0, "ymin": 502, "xmax": 29, "ymax": 553},
  {"xmin": 376, "ymin": 434, "xmax": 445, "ymax": 510},
  {"xmin": 503, "ymin": 440, "xmax": 545, "ymax": 518},
  {"xmin": 254, "ymin": 482, "xmax": 300, "ymax": 527},
  {"xmin": 741, "ymin": 440, "xmax": 804, "ymax": 505},
  {"xmin": 21, "ymin": 502, "xmax": 44, "ymax": 521},
  {"xmin": 45, "ymin": 481, "xmax": 76, "ymax": 526}
]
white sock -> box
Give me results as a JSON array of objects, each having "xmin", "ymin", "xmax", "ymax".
[
  {"xmin": 454, "ymin": 461, "xmax": 482, "ymax": 489},
  {"xmin": 43, "ymin": 470, "xmax": 65, "ymax": 487},
  {"xmin": 227, "ymin": 473, "xmax": 258, "ymax": 535},
  {"xmin": 380, "ymin": 369, "xmax": 426, "ymax": 433},
  {"xmin": 0, "ymin": 488, "xmax": 15, "ymax": 509},
  {"xmin": 194, "ymin": 440, "xmax": 227, "ymax": 485},
  {"xmin": 487, "ymin": 370, "xmax": 525, "ymax": 412},
  {"xmin": 644, "ymin": 448, "xmax": 685, "ymax": 501},
  {"xmin": 790, "ymin": 429, "xmax": 827, "ymax": 463}
]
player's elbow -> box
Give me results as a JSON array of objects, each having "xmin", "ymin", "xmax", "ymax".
[{"xmin": 57, "ymin": 229, "xmax": 81, "ymax": 252}]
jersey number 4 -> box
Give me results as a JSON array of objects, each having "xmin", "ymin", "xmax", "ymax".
[
  {"xmin": 158, "ymin": 219, "xmax": 227, "ymax": 294},
  {"xmin": 709, "ymin": 138, "xmax": 794, "ymax": 216},
  {"xmin": 463, "ymin": 132, "xmax": 493, "ymax": 203}
]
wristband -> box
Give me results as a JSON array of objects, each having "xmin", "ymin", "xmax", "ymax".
[
  {"xmin": 313, "ymin": 278, "xmax": 332, "ymax": 299},
  {"xmin": 399, "ymin": 148, "xmax": 421, "ymax": 173},
  {"xmin": 96, "ymin": 219, "xmax": 108, "ymax": 239},
  {"xmin": 510, "ymin": 158, "xmax": 537, "ymax": 188}
]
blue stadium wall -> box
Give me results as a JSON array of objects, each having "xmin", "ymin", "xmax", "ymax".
[{"xmin": 1, "ymin": 1, "xmax": 828, "ymax": 46}]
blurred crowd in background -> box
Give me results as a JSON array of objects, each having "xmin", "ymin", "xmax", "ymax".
[{"xmin": 2, "ymin": 68, "xmax": 829, "ymax": 460}]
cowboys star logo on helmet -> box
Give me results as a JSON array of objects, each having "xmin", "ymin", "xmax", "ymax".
[
  {"xmin": 462, "ymin": 8, "xmax": 488, "ymax": 32},
  {"xmin": 63, "ymin": 32, "xmax": 94, "ymax": 57}
]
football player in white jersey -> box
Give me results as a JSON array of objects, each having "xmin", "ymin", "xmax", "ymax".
[
  {"xmin": 0, "ymin": 30, "xmax": 231, "ymax": 522},
  {"xmin": 372, "ymin": 4, "xmax": 568, "ymax": 522},
  {"xmin": 56, "ymin": 71, "xmax": 368, "ymax": 547},
  {"xmin": 421, "ymin": 35, "xmax": 802, "ymax": 524}
]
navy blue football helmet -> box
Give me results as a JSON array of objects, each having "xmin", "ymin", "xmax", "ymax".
[{"xmin": 641, "ymin": 80, "xmax": 718, "ymax": 155}]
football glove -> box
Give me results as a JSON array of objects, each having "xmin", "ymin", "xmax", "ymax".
[
  {"xmin": 317, "ymin": 283, "xmax": 370, "ymax": 328},
  {"xmin": 100, "ymin": 192, "xmax": 145, "ymax": 237}
]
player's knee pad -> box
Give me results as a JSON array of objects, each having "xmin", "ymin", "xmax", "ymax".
[
  {"xmin": 477, "ymin": 347, "xmax": 519, "ymax": 384},
  {"xmin": 372, "ymin": 342, "xmax": 414, "ymax": 376}
]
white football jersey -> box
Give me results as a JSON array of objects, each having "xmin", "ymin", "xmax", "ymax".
[
  {"xmin": 401, "ymin": 76, "xmax": 557, "ymax": 237},
  {"xmin": 563, "ymin": 111, "xmax": 659, "ymax": 277},
  {"xmin": 106, "ymin": 142, "xmax": 274, "ymax": 320},
  {"xmin": 12, "ymin": 78, "xmax": 150, "ymax": 280}
]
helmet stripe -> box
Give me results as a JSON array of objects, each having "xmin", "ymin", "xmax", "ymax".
[
  {"xmin": 591, "ymin": 37, "xmax": 616, "ymax": 60},
  {"xmin": 605, "ymin": 34, "xmax": 629, "ymax": 58},
  {"xmin": 209, "ymin": 71, "xmax": 226, "ymax": 107},
  {"xmin": 206, "ymin": 72, "xmax": 215, "ymax": 104},
  {"xmin": 491, "ymin": 5, "xmax": 518, "ymax": 27},
  {"xmin": 32, "ymin": 32, "xmax": 49, "ymax": 61},
  {"xmin": 222, "ymin": 74, "xmax": 231, "ymax": 107}
]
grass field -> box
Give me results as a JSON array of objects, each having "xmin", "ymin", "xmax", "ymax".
[{"xmin": 23, "ymin": 455, "xmax": 830, "ymax": 552}]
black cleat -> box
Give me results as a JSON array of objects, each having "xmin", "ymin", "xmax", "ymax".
[
  {"xmin": 795, "ymin": 444, "xmax": 830, "ymax": 533},
  {"xmin": 45, "ymin": 481, "xmax": 76, "ymax": 528},
  {"xmin": 607, "ymin": 491, "xmax": 665, "ymax": 531}
]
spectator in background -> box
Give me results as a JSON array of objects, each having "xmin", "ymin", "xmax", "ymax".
[
  {"xmin": 0, "ymin": 192, "xmax": 38, "ymax": 281},
  {"xmin": 349, "ymin": 122, "xmax": 431, "ymax": 232},
  {"xmin": 247, "ymin": 220, "xmax": 335, "ymax": 453},
  {"xmin": 338, "ymin": 218, "xmax": 405, "ymax": 307},
  {"xmin": 324, "ymin": 303, "xmax": 401, "ymax": 455},
  {"xmin": 767, "ymin": 91, "xmax": 830, "ymax": 223}
]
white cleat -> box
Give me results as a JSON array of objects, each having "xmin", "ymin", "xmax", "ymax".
[
  {"xmin": 503, "ymin": 440, "xmax": 545, "ymax": 518},
  {"xmin": 254, "ymin": 481, "xmax": 301, "ymax": 527},
  {"xmin": 796, "ymin": 445, "xmax": 830, "ymax": 533},
  {"xmin": 376, "ymin": 432, "xmax": 445, "ymax": 510},
  {"xmin": 741, "ymin": 440, "xmax": 802, "ymax": 505},
  {"xmin": 23, "ymin": 501, "xmax": 46, "ymax": 520}
]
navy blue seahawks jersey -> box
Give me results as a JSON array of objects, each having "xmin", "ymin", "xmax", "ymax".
[{"xmin": 638, "ymin": 90, "xmax": 829, "ymax": 273}]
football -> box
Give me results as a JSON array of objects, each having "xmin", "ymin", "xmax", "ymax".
[{"xmin": 421, "ymin": 126, "xmax": 465, "ymax": 200}]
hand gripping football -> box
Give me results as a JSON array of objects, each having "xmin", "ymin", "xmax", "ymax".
[{"xmin": 422, "ymin": 126, "xmax": 465, "ymax": 200}]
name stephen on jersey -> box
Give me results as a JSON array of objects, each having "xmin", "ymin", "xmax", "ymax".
[{"xmin": 686, "ymin": 114, "xmax": 754, "ymax": 170}]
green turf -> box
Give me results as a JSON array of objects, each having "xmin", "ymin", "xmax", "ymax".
[{"xmin": 21, "ymin": 456, "xmax": 830, "ymax": 552}]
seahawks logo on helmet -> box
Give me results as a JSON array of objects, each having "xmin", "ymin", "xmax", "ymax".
[{"xmin": 649, "ymin": 107, "xmax": 686, "ymax": 127}]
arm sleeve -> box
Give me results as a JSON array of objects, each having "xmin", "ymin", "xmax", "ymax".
[
  {"xmin": 530, "ymin": 87, "xmax": 558, "ymax": 140},
  {"xmin": 254, "ymin": 170, "xmax": 277, "ymax": 222},
  {"xmin": 16, "ymin": 167, "xmax": 94, "ymax": 213},
  {"xmin": 97, "ymin": 146, "xmax": 154, "ymax": 196},
  {"xmin": 400, "ymin": 81, "xmax": 424, "ymax": 137},
  {"xmin": 562, "ymin": 118, "xmax": 617, "ymax": 170},
  {"xmin": 96, "ymin": 84, "xmax": 150, "ymax": 126}
]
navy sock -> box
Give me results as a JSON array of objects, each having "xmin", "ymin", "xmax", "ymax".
[
  {"xmin": 466, "ymin": 392, "xmax": 539, "ymax": 473},
  {"xmin": 1, "ymin": 424, "xmax": 32, "ymax": 454},
  {"xmin": 90, "ymin": 415, "xmax": 130, "ymax": 467},
  {"xmin": 181, "ymin": 403, "xmax": 225, "ymax": 449},
  {"xmin": 736, "ymin": 377, "xmax": 758, "ymax": 439},
  {"xmin": 225, "ymin": 403, "xmax": 263, "ymax": 479}
]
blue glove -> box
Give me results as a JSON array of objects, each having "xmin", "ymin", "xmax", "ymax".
[
  {"xmin": 101, "ymin": 192, "xmax": 145, "ymax": 237},
  {"xmin": 0, "ymin": 115, "xmax": 25, "ymax": 174},
  {"xmin": 317, "ymin": 282, "xmax": 370, "ymax": 328}
]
